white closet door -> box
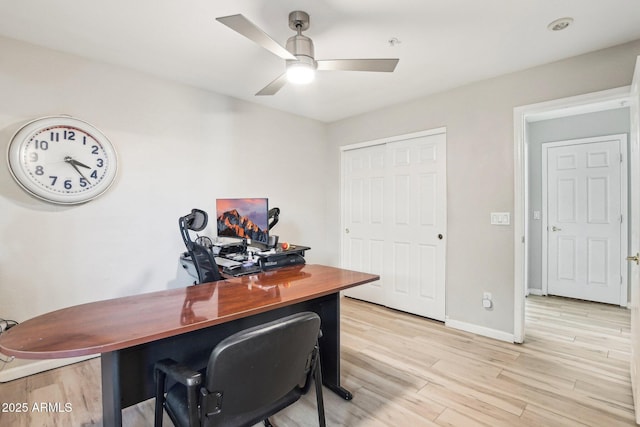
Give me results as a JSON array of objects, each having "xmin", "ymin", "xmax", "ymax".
[
  {"xmin": 341, "ymin": 144, "xmax": 386, "ymax": 305},
  {"xmin": 342, "ymin": 131, "xmax": 447, "ymax": 321}
]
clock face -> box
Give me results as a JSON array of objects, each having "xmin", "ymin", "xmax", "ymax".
[{"xmin": 7, "ymin": 116, "xmax": 118, "ymax": 205}]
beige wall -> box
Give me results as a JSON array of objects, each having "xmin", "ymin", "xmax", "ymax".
[{"xmin": 326, "ymin": 40, "xmax": 640, "ymax": 335}]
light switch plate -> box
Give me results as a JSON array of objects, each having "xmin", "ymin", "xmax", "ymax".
[{"xmin": 490, "ymin": 212, "xmax": 510, "ymax": 225}]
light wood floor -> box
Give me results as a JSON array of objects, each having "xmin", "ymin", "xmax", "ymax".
[{"xmin": 0, "ymin": 295, "xmax": 635, "ymax": 426}]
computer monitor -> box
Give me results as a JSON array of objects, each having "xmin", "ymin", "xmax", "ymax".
[{"xmin": 216, "ymin": 198, "xmax": 269, "ymax": 245}]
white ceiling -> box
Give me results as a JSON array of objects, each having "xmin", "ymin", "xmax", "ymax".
[{"xmin": 1, "ymin": 1, "xmax": 639, "ymax": 122}]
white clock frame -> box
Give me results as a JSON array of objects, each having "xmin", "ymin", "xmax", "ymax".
[{"xmin": 7, "ymin": 115, "xmax": 118, "ymax": 205}]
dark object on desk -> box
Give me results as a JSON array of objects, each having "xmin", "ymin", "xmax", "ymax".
[
  {"xmin": 222, "ymin": 263, "xmax": 262, "ymax": 277},
  {"xmin": 179, "ymin": 209, "xmax": 222, "ymax": 284},
  {"xmin": 216, "ymin": 239, "xmax": 247, "ymax": 257},
  {"xmin": 259, "ymin": 253, "xmax": 306, "ymax": 271},
  {"xmin": 153, "ymin": 311, "xmax": 326, "ymax": 427},
  {"xmin": 259, "ymin": 245, "xmax": 310, "ymax": 271}
]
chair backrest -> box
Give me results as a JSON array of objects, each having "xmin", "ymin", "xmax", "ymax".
[
  {"xmin": 179, "ymin": 209, "xmax": 222, "ymax": 284},
  {"xmin": 267, "ymin": 207, "xmax": 280, "ymax": 231},
  {"xmin": 190, "ymin": 242, "xmax": 222, "ymax": 284},
  {"xmin": 200, "ymin": 312, "xmax": 321, "ymax": 427}
]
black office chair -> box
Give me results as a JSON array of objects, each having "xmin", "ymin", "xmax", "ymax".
[
  {"xmin": 268, "ymin": 207, "xmax": 280, "ymax": 231},
  {"xmin": 179, "ymin": 209, "xmax": 222, "ymax": 284},
  {"xmin": 154, "ymin": 312, "xmax": 326, "ymax": 427}
]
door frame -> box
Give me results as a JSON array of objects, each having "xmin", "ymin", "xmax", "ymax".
[
  {"xmin": 628, "ymin": 56, "xmax": 640, "ymax": 424},
  {"xmin": 513, "ymin": 86, "xmax": 632, "ymax": 343},
  {"xmin": 541, "ymin": 134, "xmax": 628, "ymax": 305}
]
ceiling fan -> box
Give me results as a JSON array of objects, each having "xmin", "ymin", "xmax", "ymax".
[{"xmin": 216, "ymin": 11, "xmax": 399, "ymax": 96}]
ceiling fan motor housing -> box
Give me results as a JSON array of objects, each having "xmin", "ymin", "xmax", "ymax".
[{"xmin": 286, "ymin": 34, "xmax": 316, "ymax": 68}]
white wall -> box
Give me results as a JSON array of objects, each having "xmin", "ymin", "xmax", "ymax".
[
  {"xmin": 326, "ymin": 39, "xmax": 640, "ymax": 336},
  {"xmin": 0, "ymin": 37, "xmax": 328, "ymax": 328}
]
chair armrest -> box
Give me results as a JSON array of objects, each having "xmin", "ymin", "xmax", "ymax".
[
  {"xmin": 155, "ymin": 358, "xmax": 202, "ymax": 387},
  {"xmin": 154, "ymin": 359, "xmax": 202, "ymax": 427}
]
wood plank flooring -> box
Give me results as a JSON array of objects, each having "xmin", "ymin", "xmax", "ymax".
[{"xmin": 0, "ymin": 295, "xmax": 634, "ymax": 426}]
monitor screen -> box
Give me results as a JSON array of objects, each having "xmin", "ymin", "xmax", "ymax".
[{"xmin": 216, "ymin": 198, "xmax": 269, "ymax": 244}]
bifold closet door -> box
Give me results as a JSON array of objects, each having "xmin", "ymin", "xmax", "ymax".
[{"xmin": 342, "ymin": 132, "xmax": 447, "ymax": 321}]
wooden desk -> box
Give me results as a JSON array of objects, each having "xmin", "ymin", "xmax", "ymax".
[{"xmin": 0, "ymin": 264, "xmax": 379, "ymax": 426}]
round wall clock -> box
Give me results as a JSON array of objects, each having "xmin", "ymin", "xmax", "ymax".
[{"xmin": 7, "ymin": 115, "xmax": 118, "ymax": 205}]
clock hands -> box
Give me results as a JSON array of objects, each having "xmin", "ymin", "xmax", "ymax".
[
  {"xmin": 69, "ymin": 158, "xmax": 91, "ymax": 169},
  {"xmin": 64, "ymin": 156, "xmax": 91, "ymax": 181}
]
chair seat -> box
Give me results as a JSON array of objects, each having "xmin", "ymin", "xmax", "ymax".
[{"xmin": 166, "ymin": 382, "xmax": 303, "ymax": 427}]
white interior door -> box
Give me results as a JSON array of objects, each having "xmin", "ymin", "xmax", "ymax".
[
  {"xmin": 628, "ymin": 56, "xmax": 640, "ymax": 423},
  {"xmin": 543, "ymin": 135, "xmax": 627, "ymax": 305},
  {"xmin": 341, "ymin": 144, "xmax": 386, "ymax": 305},
  {"xmin": 383, "ymin": 135, "xmax": 446, "ymax": 320},
  {"xmin": 342, "ymin": 131, "xmax": 447, "ymax": 321}
]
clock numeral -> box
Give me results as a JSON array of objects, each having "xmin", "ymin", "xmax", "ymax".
[
  {"xmin": 49, "ymin": 176, "xmax": 58, "ymax": 186},
  {"xmin": 64, "ymin": 179, "xmax": 72, "ymax": 190},
  {"xmin": 29, "ymin": 152, "xmax": 38, "ymax": 162},
  {"xmin": 82, "ymin": 136, "xmax": 87, "ymax": 145},
  {"xmin": 50, "ymin": 132, "xmax": 59, "ymax": 142},
  {"xmin": 35, "ymin": 165, "xmax": 44, "ymax": 175},
  {"xmin": 91, "ymin": 145, "xmax": 99, "ymax": 155},
  {"xmin": 79, "ymin": 178, "xmax": 88, "ymax": 188},
  {"xmin": 90, "ymin": 170, "xmax": 98, "ymax": 179},
  {"xmin": 96, "ymin": 158, "xmax": 104, "ymax": 168},
  {"xmin": 35, "ymin": 140, "xmax": 49, "ymax": 150},
  {"xmin": 63, "ymin": 130, "xmax": 75, "ymax": 141}
]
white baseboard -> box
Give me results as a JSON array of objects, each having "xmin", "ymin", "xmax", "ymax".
[
  {"xmin": 528, "ymin": 288, "xmax": 544, "ymax": 296},
  {"xmin": 0, "ymin": 354, "xmax": 98, "ymax": 383},
  {"xmin": 445, "ymin": 319, "xmax": 514, "ymax": 343}
]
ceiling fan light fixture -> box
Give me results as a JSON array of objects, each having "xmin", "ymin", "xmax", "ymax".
[
  {"xmin": 287, "ymin": 55, "xmax": 317, "ymax": 85},
  {"xmin": 286, "ymin": 60, "xmax": 315, "ymax": 85}
]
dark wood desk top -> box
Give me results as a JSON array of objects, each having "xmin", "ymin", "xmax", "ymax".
[{"xmin": 0, "ymin": 265, "xmax": 378, "ymax": 360}]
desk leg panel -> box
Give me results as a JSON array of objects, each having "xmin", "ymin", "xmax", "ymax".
[
  {"xmin": 314, "ymin": 293, "xmax": 352, "ymax": 400},
  {"xmin": 101, "ymin": 351, "xmax": 122, "ymax": 427}
]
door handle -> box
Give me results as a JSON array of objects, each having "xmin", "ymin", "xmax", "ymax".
[
  {"xmin": 627, "ymin": 253, "xmax": 640, "ymax": 265},
  {"xmin": 551, "ymin": 226, "xmax": 562, "ymax": 232}
]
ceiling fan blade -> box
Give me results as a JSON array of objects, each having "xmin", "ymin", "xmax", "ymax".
[
  {"xmin": 216, "ymin": 14, "xmax": 297, "ymax": 61},
  {"xmin": 316, "ymin": 59, "xmax": 399, "ymax": 72},
  {"xmin": 256, "ymin": 73, "xmax": 288, "ymax": 96}
]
